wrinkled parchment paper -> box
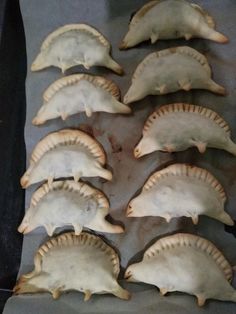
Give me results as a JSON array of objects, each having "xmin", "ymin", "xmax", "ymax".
[{"xmin": 4, "ymin": 0, "xmax": 236, "ymax": 313}]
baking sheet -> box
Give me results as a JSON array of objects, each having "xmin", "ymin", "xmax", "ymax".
[{"xmin": 3, "ymin": 0, "xmax": 236, "ymax": 313}]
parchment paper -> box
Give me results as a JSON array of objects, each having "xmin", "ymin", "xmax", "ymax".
[{"xmin": 3, "ymin": 0, "xmax": 236, "ymax": 313}]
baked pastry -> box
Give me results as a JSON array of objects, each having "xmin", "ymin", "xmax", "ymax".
[
  {"xmin": 14, "ymin": 232, "xmax": 130, "ymax": 300},
  {"xmin": 127, "ymin": 163, "xmax": 233, "ymax": 225},
  {"xmin": 124, "ymin": 46, "xmax": 225, "ymax": 104},
  {"xmin": 18, "ymin": 180, "xmax": 124, "ymax": 236},
  {"xmin": 125, "ymin": 233, "xmax": 236, "ymax": 306},
  {"xmin": 32, "ymin": 74, "xmax": 131, "ymax": 125},
  {"xmin": 31, "ymin": 24, "xmax": 123, "ymax": 74},
  {"xmin": 120, "ymin": 0, "xmax": 228, "ymax": 49},
  {"xmin": 21, "ymin": 129, "xmax": 112, "ymax": 188},
  {"xmin": 134, "ymin": 104, "xmax": 236, "ymax": 157}
]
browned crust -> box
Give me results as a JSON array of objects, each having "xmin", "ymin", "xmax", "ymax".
[
  {"xmin": 143, "ymin": 103, "xmax": 230, "ymax": 136},
  {"xmin": 13, "ymin": 251, "xmax": 45, "ymax": 294},
  {"xmin": 30, "ymin": 129, "xmax": 106, "ymax": 165},
  {"xmin": 143, "ymin": 163, "xmax": 226, "ymax": 202},
  {"xmin": 43, "ymin": 74, "xmax": 120, "ymax": 102},
  {"xmin": 144, "ymin": 233, "xmax": 233, "ymax": 282}
]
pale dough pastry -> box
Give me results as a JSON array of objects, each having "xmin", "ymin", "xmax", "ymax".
[
  {"xmin": 127, "ymin": 163, "xmax": 233, "ymax": 226},
  {"xmin": 125, "ymin": 233, "xmax": 236, "ymax": 306},
  {"xmin": 31, "ymin": 24, "xmax": 123, "ymax": 74},
  {"xmin": 14, "ymin": 232, "xmax": 130, "ymax": 301},
  {"xmin": 124, "ymin": 47, "xmax": 225, "ymax": 104},
  {"xmin": 134, "ymin": 104, "xmax": 236, "ymax": 157},
  {"xmin": 33, "ymin": 74, "xmax": 131, "ymax": 125},
  {"xmin": 120, "ymin": 0, "xmax": 228, "ymax": 49},
  {"xmin": 18, "ymin": 180, "xmax": 124, "ymax": 236},
  {"xmin": 21, "ymin": 129, "xmax": 112, "ymax": 188}
]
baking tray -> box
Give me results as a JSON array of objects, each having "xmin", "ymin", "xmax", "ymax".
[
  {"xmin": 0, "ymin": 0, "xmax": 26, "ymax": 311},
  {"xmin": 3, "ymin": 0, "xmax": 236, "ymax": 313}
]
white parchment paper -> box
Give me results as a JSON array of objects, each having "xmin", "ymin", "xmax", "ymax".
[{"xmin": 4, "ymin": 0, "xmax": 236, "ymax": 313}]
